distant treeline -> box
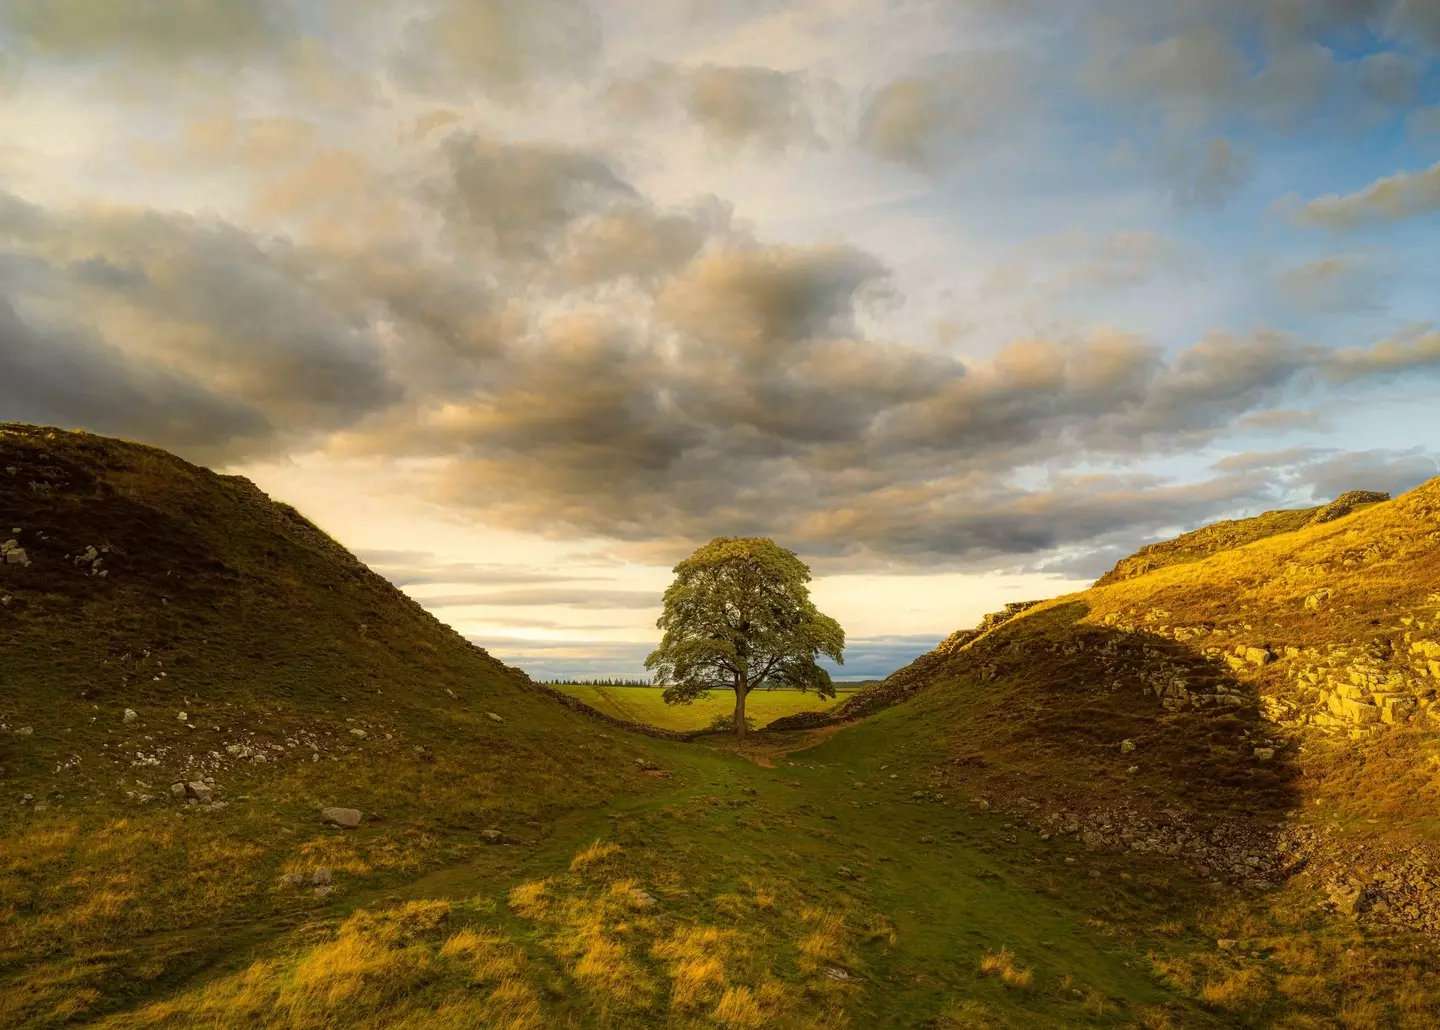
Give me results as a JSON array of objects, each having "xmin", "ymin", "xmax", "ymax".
[{"xmin": 544, "ymin": 677, "xmax": 656, "ymax": 687}]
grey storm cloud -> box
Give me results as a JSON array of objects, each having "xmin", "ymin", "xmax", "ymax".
[
  {"xmin": 0, "ymin": 190, "xmax": 403, "ymax": 459},
  {"xmin": 0, "ymin": 297, "xmax": 270, "ymax": 456}
]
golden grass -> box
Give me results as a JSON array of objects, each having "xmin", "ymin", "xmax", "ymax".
[
  {"xmin": 569, "ymin": 839, "xmax": 622, "ymax": 874},
  {"xmin": 977, "ymin": 947, "xmax": 1032, "ymax": 989}
]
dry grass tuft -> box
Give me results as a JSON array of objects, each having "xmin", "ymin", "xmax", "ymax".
[
  {"xmin": 977, "ymin": 947, "xmax": 1032, "ymax": 989},
  {"xmin": 569, "ymin": 840, "xmax": 622, "ymax": 874}
]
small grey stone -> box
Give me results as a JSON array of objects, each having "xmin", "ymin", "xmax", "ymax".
[
  {"xmin": 480, "ymin": 828, "xmax": 512, "ymax": 845},
  {"xmin": 122, "ymin": 708, "xmax": 138, "ymax": 724},
  {"xmin": 312, "ymin": 867, "xmax": 332, "ymax": 885},
  {"xmin": 169, "ymin": 782, "xmax": 187, "ymax": 798},
  {"xmin": 186, "ymin": 781, "xmax": 213, "ymax": 803},
  {"xmin": 486, "ymin": 712, "xmax": 504, "ymax": 723},
  {"xmin": 279, "ymin": 872, "xmax": 304, "ymax": 887}
]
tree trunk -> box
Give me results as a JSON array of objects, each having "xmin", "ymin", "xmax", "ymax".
[{"xmin": 734, "ymin": 676, "xmax": 748, "ymax": 738}]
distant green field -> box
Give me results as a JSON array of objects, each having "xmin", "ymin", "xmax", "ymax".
[{"xmin": 551, "ymin": 683, "xmax": 863, "ymax": 730}]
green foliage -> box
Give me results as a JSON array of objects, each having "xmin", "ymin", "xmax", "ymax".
[{"xmin": 644, "ymin": 537, "xmax": 844, "ymax": 736}]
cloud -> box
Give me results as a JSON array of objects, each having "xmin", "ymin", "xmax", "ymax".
[
  {"xmin": 390, "ymin": 0, "xmax": 602, "ymax": 100},
  {"xmin": 857, "ymin": 52, "xmax": 1037, "ymax": 171},
  {"xmin": 424, "ymin": 132, "xmax": 637, "ymax": 261},
  {"xmin": 357, "ymin": 550, "xmax": 608, "ymax": 586},
  {"xmin": 0, "ymin": 297, "xmax": 269, "ymax": 456},
  {"xmin": 1292, "ymin": 160, "xmax": 1440, "ymax": 228},
  {"xmin": 685, "ymin": 65, "xmax": 818, "ymax": 150},
  {"xmin": 1327, "ymin": 329, "xmax": 1440, "ymax": 380},
  {"xmin": 1296, "ymin": 447, "xmax": 1440, "ymax": 500},
  {"xmin": 0, "ymin": 190, "xmax": 403, "ymax": 453},
  {"xmin": 0, "ymin": 0, "xmax": 289, "ymax": 62},
  {"xmin": 1273, "ymin": 253, "xmax": 1385, "ymax": 312},
  {"xmin": 417, "ymin": 588, "xmax": 660, "ymax": 609},
  {"xmin": 1161, "ymin": 137, "xmax": 1253, "ymax": 209},
  {"xmin": 602, "ymin": 63, "xmax": 822, "ymax": 151}
]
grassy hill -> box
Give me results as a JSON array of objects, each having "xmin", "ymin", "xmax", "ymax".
[
  {"xmin": 1093, "ymin": 490, "xmax": 1392, "ymax": 586},
  {"xmin": 833, "ymin": 475, "xmax": 1440, "ymax": 1023},
  {"xmin": 6, "ymin": 423, "xmax": 1439, "ymax": 1028}
]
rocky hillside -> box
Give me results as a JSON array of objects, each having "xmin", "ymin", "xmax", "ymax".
[
  {"xmin": 851, "ymin": 475, "xmax": 1440, "ymax": 940},
  {"xmin": 1093, "ymin": 489, "xmax": 1391, "ymax": 586}
]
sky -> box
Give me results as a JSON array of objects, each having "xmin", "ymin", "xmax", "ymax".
[{"xmin": 3, "ymin": 0, "xmax": 1439, "ymax": 681}]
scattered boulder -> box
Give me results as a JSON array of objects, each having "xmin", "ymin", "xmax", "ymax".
[
  {"xmin": 1, "ymin": 540, "xmax": 30, "ymax": 566},
  {"xmin": 1304, "ymin": 588, "xmax": 1334, "ymax": 611},
  {"xmin": 1254, "ymin": 747, "xmax": 1275, "ymax": 761},
  {"xmin": 186, "ymin": 781, "xmax": 213, "ymax": 803},
  {"xmin": 349, "ymin": 728, "xmax": 367, "ymax": 739},
  {"xmin": 631, "ymin": 889, "xmax": 658, "ymax": 909},
  {"xmin": 122, "ymin": 708, "xmax": 138, "ymax": 725},
  {"xmin": 634, "ymin": 758, "xmax": 660, "ymax": 771},
  {"xmin": 487, "ymin": 712, "xmax": 504, "ymax": 723},
  {"xmin": 169, "ymin": 782, "xmax": 186, "ymax": 799},
  {"xmin": 15, "ymin": 726, "xmax": 32, "ymax": 737},
  {"xmin": 279, "ymin": 872, "xmax": 305, "ymax": 887},
  {"xmin": 177, "ymin": 712, "xmax": 187, "ymax": 722},
  {"xmin": 1119, "ymin": 739, "xmax": 1136, "ymax": 755},
  {"xmin": 480, "ymin": 828, "xmax": 513, "ymax": 845},
  {"xmin": 321, "ymin": 807, "xmax": 363, "ymax": 828},
  {"xmin": 312, "ymin": 867, "xmax": 333, "ymax": 886},
  {"xmin": 314, "ymin": 886, "xmax": 334, "ymax": 898}
]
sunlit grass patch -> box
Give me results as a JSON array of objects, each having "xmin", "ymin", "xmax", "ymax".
[
  {"xmin": 978, "ymin": 947, "xmax": 1032, "ymax": 989},
  {"xmin": 569, "ymin": 839, "xmax": 621, "ymax": 874}
]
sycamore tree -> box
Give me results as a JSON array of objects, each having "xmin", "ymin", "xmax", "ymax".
[{"xmin": 644, "ymin": 537, "xmax": 845, "ymax": 738}]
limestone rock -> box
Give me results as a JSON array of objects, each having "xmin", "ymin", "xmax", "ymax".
[
  {"xmin": 1119, "ymin": 739, "xmax": 1136, "ymax": 755},
  {"xmin": 169, "ymin": 782, "xmax": 186, "ymax": 798},
  {"xmin": 15, "ymin": 726, "xmax": 32, "ymax": 737},
  {"xmin": 122, "ymin": 708, "xmax": 138, "ymax": 724},
  {"xmin": 1, "ymin": 540, "xmax": 30, "ymax": 566},
  {"xmin": 279, "ymin": 872, "xmax": 305, "ymax": 886},
  {"xmin": 312, "ymin": 867, "xmax": 332, "ymax": 885},
  {"xmin": 1253, "ymin": 747, "xmax": 1275, "ymax": 761},
  {"xmin": 630, "ymin": 889, "xmax": 658, "ymax": 909},
  {"xmin": 186, "ymin": 781, "xmax": 213, "ymax": 803},
  {"xmin": 349, "ymin": 728, "xmax": 367, "ymax": 739},
  {"xmin": 321, "ymin": 807, "xmax": 363, "ymax": 828},
  {"xmin": 313, "ymin": 885, "xmax": 334, "ymax": 898},
  {"xmin": 635, "ymin": 758, "xmax": 660, "ymax": 771},
  {"xmin": 480, "ymin": 828, "xmax": 513, "ymax": 845},
  {"xmin": 486, "ymin": 712, "xmax": 504, "ymax": 723}
]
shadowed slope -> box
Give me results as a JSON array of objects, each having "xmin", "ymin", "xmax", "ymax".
[{"xmin": 0, "ymin": 424, "xmax": 652, "ymax": 1025}]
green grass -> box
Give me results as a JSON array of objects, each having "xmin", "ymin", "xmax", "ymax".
[
  {"xmin": 551, "ymin": 683, "xmax": 860, "ymax": 731},
  {"xmin": 7, "ymin": 425, "xmax": 1440, "ymax": 1028}
]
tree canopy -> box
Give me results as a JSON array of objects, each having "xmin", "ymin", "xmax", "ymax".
[{"xmin": 644, "ymin": 537, "xmax": 844, "ymax": 737}]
